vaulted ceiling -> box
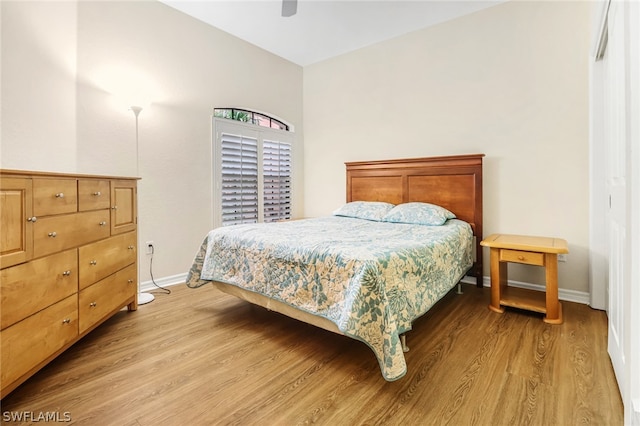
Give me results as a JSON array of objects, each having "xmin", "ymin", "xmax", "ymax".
[{"xmin": 159, "ymin": 1, "xmax": 506, "ymax": 66}]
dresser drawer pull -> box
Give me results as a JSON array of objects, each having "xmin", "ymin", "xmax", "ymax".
[
  {"xmin": 55, "ymin": 192, "xmax": 65, "ymax": 198},
  {"xmin": 518, "ymin": 255, "xmax": 525, "ymax": 260},
  {"xmin": 27, "ymin": 216, "xmax": 37, "ymax": 223},
  {"xmin": 62, "ymin": 318, "xmax": 71, "ymax": 324},
  {"xmin": 99, "ymin": 221, "xmax": 107, "ymax": 226},
  {"xmin": 111, "ymin": 205, "xmax": 118, "ymax": 210},
  {"xmin": 62, "ymin": 270, "xmax": 72, "ymax": 276},
  {"xmin": 128, "ymin": 245, "xmax": 134, "ymax": 250},
  {"xmin": 128, "ymin": 279, "xmax": 134, "ymax": 284},
  {"xmin": 93, "ymin": 191, "xmax": 101, "ymax": 196},
  {"xmin": 90, "ymin": 260, "xmax": 97, "ymax": 266},
  {"xmin": 48, "ymin": 232, "xmax": 57, "ymax": 238},
  {"xmin": 89, "ymin": 302, "xmax": 97, "ymax": 308}
]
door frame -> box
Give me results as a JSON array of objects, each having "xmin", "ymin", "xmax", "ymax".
[{"xmin": 590, "ymin": 0, "xmax": 640, "ymax": 422}]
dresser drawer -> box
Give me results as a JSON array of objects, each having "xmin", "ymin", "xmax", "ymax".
[
  {"xmin": 78, "ymin": 231, "xmax": 136, "ymax": 289},
  {"xmin": 1, "ymin": 249, "xmax": 78, "ymax": 330},
  {"xmin": 79, "ymin": 264, "xmax": 136, "ymax": 334},
  {"xmin": 499, "ymin": 249, "xmax": 545, "ymax": 266},
  {"xmin": 33, "ymin": 210, "xmax": 110, "ymax": 258},
  {"xmin": 33, "ymin": 178, "xmax": 77, "ymax": 216},
  {"xmin": 78, "ymin": 179, "xmax": 110, "ymax": 212},
  {"xmin": 0, "ymin": 295, "xmax": 78, "ymax": 388}
]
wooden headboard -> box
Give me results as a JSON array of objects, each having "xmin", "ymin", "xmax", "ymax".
[{"xmin": 346, "ymin": 154, "xmax": 484, "ymax": 286}]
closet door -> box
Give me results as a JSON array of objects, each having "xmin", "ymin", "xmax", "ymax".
[
  {"xmin": 604, "ymin": 0, "xmax": 628, "ymax": 405},
  {"xmin": 629, "ymin": 2, "xmax": 640, "ymax": 421},
  {"xmin": 594, "ymin": 1, "xmax": 639, "ymax": 421}
]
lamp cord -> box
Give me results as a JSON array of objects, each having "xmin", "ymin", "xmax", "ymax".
[{"xmin": 148, "ymin": 245, "xmax": 171, "ymax": 295}]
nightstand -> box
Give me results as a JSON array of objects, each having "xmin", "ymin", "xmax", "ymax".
[{"xmin": 480, "ymin": 233, "xmax": 569, "ymax": 324}]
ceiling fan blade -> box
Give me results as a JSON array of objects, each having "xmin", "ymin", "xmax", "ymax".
[{"xmin": 282, "ymin": 0, "xmax": 297, "ymax": 17}]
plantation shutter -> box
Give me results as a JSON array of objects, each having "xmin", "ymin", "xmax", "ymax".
[
  {"xmin": 263, "ymin": 140, "xmax": 292, "ymax": 222},
  {"xmin": 220, "ymin": 133, "xmax": 259, "ymax": 226},
  {"xmin": 214, "ymin": 117, "xmax": 294, "ymax": 228}
]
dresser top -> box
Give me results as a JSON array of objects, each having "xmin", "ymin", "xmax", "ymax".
[{"xmin": 1, "ymin": 169, "xmax": 140, "ymax": 180}]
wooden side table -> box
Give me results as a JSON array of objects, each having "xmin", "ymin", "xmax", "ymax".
[{"xmin": 480, "ymin": 234, "xmax": 569, "ymax": 324}]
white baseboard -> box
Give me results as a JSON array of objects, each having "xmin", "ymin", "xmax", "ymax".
[
  {"xmin": 141, "ymin": 273, "xmax": 590, "ymax": 306},
  {"xmin": 140, "ymin": 273, "xmax": 187, "ymax": 293},
  {"xmin": 460, "ymin": 275, "xmax": 590, "ymax": 305}
]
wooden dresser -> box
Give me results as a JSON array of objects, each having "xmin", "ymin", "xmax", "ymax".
[{"xmin": 0, "ymin": 170, "xmax": 139, "ymax": 398}]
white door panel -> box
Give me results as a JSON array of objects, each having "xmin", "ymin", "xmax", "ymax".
[{"xmin": 604, "ymin": 0, "xmax": 629, "ymax": 408}]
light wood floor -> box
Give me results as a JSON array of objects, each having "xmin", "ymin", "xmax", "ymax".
[{"xmin": 2, "ymin": 283, "xmax": 623, "ymax": 425}]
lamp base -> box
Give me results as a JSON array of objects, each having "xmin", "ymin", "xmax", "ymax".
[{"xmin": 138, "ymin": 292, "xmax": 155, "ymax": 305}]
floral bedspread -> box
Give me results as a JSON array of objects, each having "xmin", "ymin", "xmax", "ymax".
[{"xmin": 186, "ymin": 216, "xmax": 473, "ymax": 381}]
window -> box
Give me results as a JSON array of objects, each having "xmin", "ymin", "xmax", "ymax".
[
  {"xmin": 214, "ymin": 108, "xmax": 289, "ymax": 131},
  {"xmin": 213, "ymin": 115, "xmax": 294, "ymax": 227}
]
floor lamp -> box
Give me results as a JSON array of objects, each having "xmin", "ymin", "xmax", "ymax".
[{"xmin": 131, "ymin": 105, "xmax": 155, "ymax": 305}]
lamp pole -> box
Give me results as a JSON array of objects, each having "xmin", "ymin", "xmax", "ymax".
[
  {"xmin": 130, "ymin": 105, "xmax": 154, "ymax": 305},
  {"xmin": 131, "ymin": 106, "xmax": 142, "ymax": 176}
]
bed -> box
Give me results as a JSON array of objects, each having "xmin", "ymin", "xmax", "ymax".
[{"xmin": 186, "ymin": 154, "xmax": 484, "ymax": 381}]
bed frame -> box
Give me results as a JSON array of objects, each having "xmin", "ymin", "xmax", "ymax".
[{"xmin": 209, "ymin": 153, "xmax": 484, "ymax": 347}]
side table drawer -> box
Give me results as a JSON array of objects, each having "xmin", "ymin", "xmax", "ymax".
[{"xmin": 500, "ymin": 249, "xmax": 544, "ymax": 266}]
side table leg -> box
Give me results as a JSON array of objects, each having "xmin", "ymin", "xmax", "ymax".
[
  {"xmin": 489, "ymin": 247, "xmax": 505, "ymax": 314},
  {"xmin": 544, "ymin": 253, "xmax": 563, "ymax": 324}
]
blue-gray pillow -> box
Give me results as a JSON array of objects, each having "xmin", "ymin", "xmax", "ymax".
[
  {"xmin": 332, "ymin": 201, "xmax": 395, "ymax": 222},
  {"xmin": 383, "ymin": 202, "xmax": 455, "ymax": 226}
]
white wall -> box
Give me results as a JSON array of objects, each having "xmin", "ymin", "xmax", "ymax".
[
  {"xmin": 1, "ymin": 0, "xmax": 303, "ymax": 285},
  {"xmin": 1, "ymin": 1, "xmax": 78, "ymax": 172},
  {"xmin": 303, "ymin": 0, "xmax": 591, "ymax": 293}
]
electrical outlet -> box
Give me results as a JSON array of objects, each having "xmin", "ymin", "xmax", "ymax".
[
  {"xmin": 146, "ymin": 241, "xmax": 154, "ymax": 255},
  {"xmin": 558, "ymin": 254, "xmax": 567, "ymax": 262}
]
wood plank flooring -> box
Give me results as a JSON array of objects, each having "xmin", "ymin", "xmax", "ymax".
[{"xmin": 1, "ymin": 284, "xmax": 623, "ymax": 425}]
